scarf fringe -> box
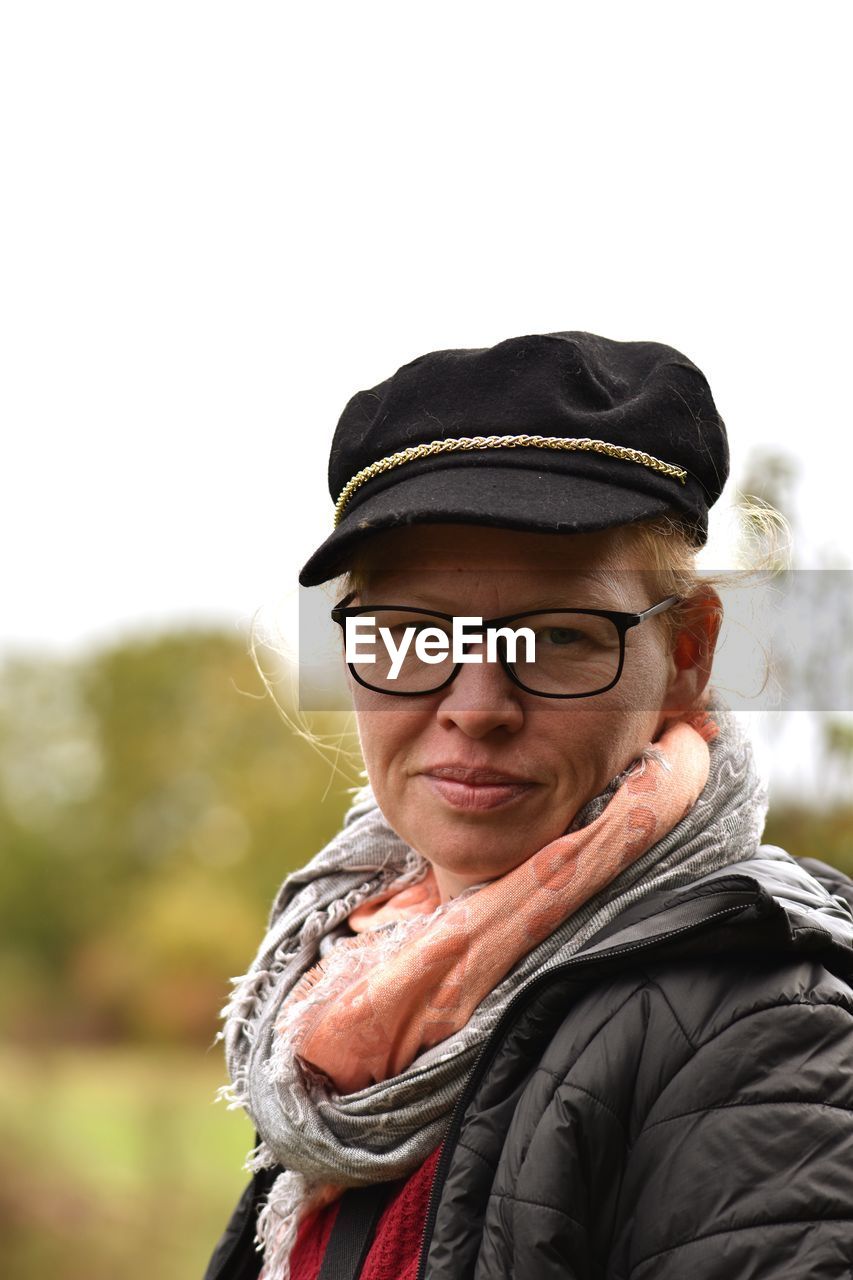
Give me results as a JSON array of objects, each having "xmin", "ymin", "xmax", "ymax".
[{"xmin": 254, "ymin": 1171, "xmax": 343, "ymax": 1280}]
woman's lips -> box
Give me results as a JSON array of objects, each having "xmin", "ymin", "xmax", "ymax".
[{"xmin": 421, "ymin": 773, "xmax": 536, "ymax": 811}]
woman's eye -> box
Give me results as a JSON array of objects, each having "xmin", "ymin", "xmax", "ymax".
[{"xmin": 540, "ymin": 627, "xmax": 583, "ymax": 646}]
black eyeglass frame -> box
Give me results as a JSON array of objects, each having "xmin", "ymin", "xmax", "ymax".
[{"xmin": 330, "ymin": 591, "xmax": 683, "ymax": 699}]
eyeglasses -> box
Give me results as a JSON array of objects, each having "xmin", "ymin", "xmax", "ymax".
[{"xmin": 330, "ymin": 592, "xmax": 682, "ymax": 698}]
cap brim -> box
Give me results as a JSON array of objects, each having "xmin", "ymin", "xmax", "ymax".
[{"xmin": 298, "ymin": 465, "xmax": 676, "ymax": 587}]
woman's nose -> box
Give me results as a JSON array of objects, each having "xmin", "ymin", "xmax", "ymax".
[{"xmin": 435, "ymin": 643, "xmax": 525, "ymax": 737}]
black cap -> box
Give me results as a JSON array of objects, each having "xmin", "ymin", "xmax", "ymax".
[{"xmin": 298, "ymin": 330, "xmax": 729, "ymax": 587}]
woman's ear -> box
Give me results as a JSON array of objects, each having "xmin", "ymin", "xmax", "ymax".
[{"xmin": 660, "ymin": 585, "xmax": 723, "ymax": 722}]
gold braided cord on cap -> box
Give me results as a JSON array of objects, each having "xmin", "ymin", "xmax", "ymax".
[{"xmin": 333, "ymin": 434, "xmax": 688, "ymax": 526}]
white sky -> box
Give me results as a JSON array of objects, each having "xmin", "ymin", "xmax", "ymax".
[{"xmin": 2, "ymin": 3, "xmax": 851, "ymax": 797}]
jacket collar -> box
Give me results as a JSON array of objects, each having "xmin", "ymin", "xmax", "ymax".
[{"xmin": 573, "ymin": 845, "xmax": 853, "ymax": 974}]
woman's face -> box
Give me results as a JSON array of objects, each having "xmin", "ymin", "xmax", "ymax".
[{"xmin": 345, "ymin": 523, "xmax": 715, "ymax": 902}]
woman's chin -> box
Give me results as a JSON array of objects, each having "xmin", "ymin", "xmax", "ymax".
[{"xmin": 422, "ymin": 837, "xmax": 542, "ymax": 889}]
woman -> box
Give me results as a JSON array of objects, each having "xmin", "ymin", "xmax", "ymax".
[{"xmin": 206, "ymin": 332, "xmax": 853, "ymax": 1280}]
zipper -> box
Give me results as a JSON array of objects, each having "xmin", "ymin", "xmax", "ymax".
[{"xmin": 414, "ymin": 895, "xmax": 754, "ymax": 1280}]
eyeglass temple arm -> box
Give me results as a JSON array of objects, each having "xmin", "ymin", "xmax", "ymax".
[{"xmin": 636, "ymin": 594, "xmax": 682, "ymax": 621}]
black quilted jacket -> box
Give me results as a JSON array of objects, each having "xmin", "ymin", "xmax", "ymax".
[{"xmin": 204, "ymin": 848, "xmax": 853, "ymax": 1279}]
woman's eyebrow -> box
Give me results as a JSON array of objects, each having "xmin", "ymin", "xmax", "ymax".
[{"xmin": 371, "ymin": 572, "xmax": 624, "ymax": 613}]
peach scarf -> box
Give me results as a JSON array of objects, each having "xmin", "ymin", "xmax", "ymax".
[{"xmin": 273, "ymin": 705, "xmax": 718, "ymax": 1095}]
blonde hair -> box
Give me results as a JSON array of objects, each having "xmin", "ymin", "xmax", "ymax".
[{"xmin": 249, "ymin": 496, "xmax": 791, "ymax": 784}]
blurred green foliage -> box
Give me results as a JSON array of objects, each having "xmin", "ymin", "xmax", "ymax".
[{"xmin": 0, "ymin": 628, "xmax": 359, "ymax": 1046}]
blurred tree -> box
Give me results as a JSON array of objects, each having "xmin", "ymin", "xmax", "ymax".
[
  {"xmin": 736, "ymin": 446, "xmax": 799, "ymax": 572},
  {"xmin": 0, "ymin": 629, "xmax": 360, "ymax": 1045},
  {"xmin": 733, "ymin": 445, "xmax": 852, "ymax": 795}
]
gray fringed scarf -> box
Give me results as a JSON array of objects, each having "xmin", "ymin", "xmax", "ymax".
[{"xmin": 213, "ymin": 694, "xmax": 768, "ymax": 1279}]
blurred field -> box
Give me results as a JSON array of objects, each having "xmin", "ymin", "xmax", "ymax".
[{"xmin": 0, "ymin": 1045, "xmax": 254, "ymax": 1280}]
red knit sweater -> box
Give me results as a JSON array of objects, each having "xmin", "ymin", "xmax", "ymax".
[{"xmin": 288, "ymin": 1145, "xmax": 442, "ymax": 1280}]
